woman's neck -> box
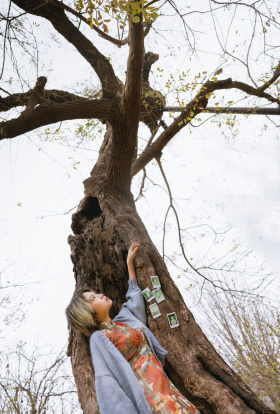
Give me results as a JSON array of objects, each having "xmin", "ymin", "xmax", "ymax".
[{"xmin": 98, "ymin": 315, "xmax": 112, "ymax": 324}]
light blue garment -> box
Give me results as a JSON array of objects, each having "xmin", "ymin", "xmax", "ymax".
[{"xmin": 90, "ymin": 278, "xmax": 168, "ymax": 414}]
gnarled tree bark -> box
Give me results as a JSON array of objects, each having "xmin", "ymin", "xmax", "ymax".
[
  {"xmin": 4, "ymin": 1, "xmax": 279, "ymax": 413},
  {"xmin": 66, "ymin": 123, "xmax": 276, "ymax": 414}
]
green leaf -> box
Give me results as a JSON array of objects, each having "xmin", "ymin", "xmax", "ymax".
[{"xmin": 131, "ymin": 15, "xmax": 140, "ymax": 23}]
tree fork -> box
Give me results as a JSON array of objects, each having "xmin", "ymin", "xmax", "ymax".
[{"xmin": 11, "ymin": 0, "xmax": 121, "ymax": 97}]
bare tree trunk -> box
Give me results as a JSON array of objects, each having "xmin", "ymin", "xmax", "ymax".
[{"xmin": 67, "ymin": 164, "xmax": 276, "ymax": 414}]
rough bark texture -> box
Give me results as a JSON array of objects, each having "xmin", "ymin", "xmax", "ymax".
[
  {"xmin": 0, "ymin": 99, "xmax": 116, "ymax": 139},
  {"xmin": 67, "ymin": 171, "xmax": 276, "ymax": 414}
]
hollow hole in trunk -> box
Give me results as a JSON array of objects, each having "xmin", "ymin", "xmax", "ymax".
[
  {"xmin": 81, "ymin": 196, "xmax": 102, "ymax": 220},
  {"xmin": 71, "ymin": 197, "xmax": 103, "ymax": 234}
]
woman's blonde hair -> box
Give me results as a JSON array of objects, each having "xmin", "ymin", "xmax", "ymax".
[{"xmin": 65, "ymin": 288, "xmax": 101, "ymax": 337}]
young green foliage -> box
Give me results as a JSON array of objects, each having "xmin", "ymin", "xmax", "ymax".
[{"xmin": 74, "ymin": 0, "xmax": 159, "ymax": 33}]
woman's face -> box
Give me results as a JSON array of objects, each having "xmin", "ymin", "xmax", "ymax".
[{"xmin": 83, "ymin": 291, "xmax": 112, "ymax": 319}]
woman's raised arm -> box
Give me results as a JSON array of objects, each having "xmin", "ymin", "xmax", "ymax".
[
  {"xmin": 113, "ymin": 242, "xmax": 147, "ymax": 324},
  {"xmin": 127, "ymin": 242, "xmax": 140, "ymax": 279}
]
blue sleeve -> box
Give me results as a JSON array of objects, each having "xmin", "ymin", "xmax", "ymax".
[
  {"xmin": 90, "ymin": 332, "xmax": 152, "ymax": 414},
  {"xmin": 90, "ymin": 335, "xmax": 140, "ymax": 414},
  {"xmin": 95, "ymin": 376, "xmax": 140, "ymax": 414},
  {"xmin": 114, "ymin": 279, "xmax": 147, "ymax": 325}
]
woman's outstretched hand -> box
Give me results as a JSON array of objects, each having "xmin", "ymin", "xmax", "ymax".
[{"xmin": 127, "ymin": 242, "xmax": 140, "ymax": 264}]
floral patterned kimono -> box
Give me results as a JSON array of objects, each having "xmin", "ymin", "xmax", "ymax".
[{"xmin": 101, "ymin": 320, "xmax": 200, "ymax": 414}]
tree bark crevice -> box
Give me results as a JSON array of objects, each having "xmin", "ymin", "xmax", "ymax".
[
  {"xmin": 67, "ymin": 190, "xmax": 276, "ymax": 414},
  {"xmin": 197, "ymin": 354, "xmax": 276, "ymax": 414}
]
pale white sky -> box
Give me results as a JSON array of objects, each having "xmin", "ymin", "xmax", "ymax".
[{"xmin": 0, "ymin": 1, "xmax": 279, "ymax": 355}]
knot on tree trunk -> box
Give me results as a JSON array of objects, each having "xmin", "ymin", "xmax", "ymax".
[
  {"xmin": 140, "ymin": 88, "xmax": 166, "ymax": 132},
  {"xmin": 22, "ymin": 76, "xmax": 47, "ymax": 115},
  {"xmin": 140, "ymin": 52, "xmax": 165, "ymax": 132},
  {"xmin": 143, "ymin": 51, "xmax": 159, "ymax": 83}
]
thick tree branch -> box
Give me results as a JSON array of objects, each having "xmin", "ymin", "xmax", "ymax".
[
  {"xmin": 230, "ymin": 80, "xmax": 280, "ymax": 105},
  {"xmin": 0, "ymin": 88, "xmax": 85, "ymax": 112},
  {"xmin": 123, "ymin": 14, "xmax": 145, "ymax": 117},
  {"xmin": 48, "ymin": 0, "xmax": 151, "ymax": 48},
  {"xmin": 2, "ymin": 91, "xmax": 279, "ymax": 117},
  {"xmin": 106, "ymin": 6, "xmax": 145, "ymax": 192},
  {"xmin": 11, "ymin": 0, "xmax": 121, "ymax": 97},
  {"xmin": 132, "ymin": 78, "xmax": 232, "ymax": 175},
  {"xmin": 0, "ymin": 98, "xmax": 116, "ymax": 140},
  {"xmin": 132, "ymin": 77, "xmax": 280, "ymax": 175},
  {"xmin": 163, "ymin": 106, "xmax": 280, "ymax": 115}
]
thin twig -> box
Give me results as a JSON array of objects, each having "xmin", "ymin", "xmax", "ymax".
[{"xmin": 156, "ymin": 157, "xmax": 271, "ymax": 298}]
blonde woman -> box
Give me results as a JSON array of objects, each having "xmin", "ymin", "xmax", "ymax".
[{"xmin": 66, "ymin": 242, "xmax": 200, "ymax": 414}]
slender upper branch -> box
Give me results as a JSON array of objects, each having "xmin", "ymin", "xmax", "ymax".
[
  {"xmin": 257, "ymin": 61, "xmax": 280, "ymax": 92},
  {"xmin": 230, "ymin": 80, "xmax": 280, "ymax": 105},
  {"xmin": 11, "ymin": 0, "xmax": 120, "ymax": 97},
  {"xmin": 48, "ymin": 0, "xmax": 151, "ymax": 48},
  {"xmin": 48, "ymin": 0, "xmax": 127, "ymax": 47}
]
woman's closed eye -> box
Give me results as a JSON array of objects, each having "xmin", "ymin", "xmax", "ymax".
[{"xmin": 90, "ymin": 292, "xmax": 103, "ymax": 301}]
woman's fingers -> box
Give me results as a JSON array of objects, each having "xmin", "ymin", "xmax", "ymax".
[{"xmin": 127, "ymin": 243, "xmax": 140, "ymax": 261}]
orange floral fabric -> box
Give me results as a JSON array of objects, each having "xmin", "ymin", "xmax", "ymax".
[{"xmin": 101, "ymin": 322, "xmax": 200, "ymax": 414}]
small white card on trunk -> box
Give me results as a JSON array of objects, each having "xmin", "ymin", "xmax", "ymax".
[
  {"xmin": 167, "ymin": 312, "xmax": 179, "ymax": 328},
  {"xmin": 152, "ymin": 288, "xmax": 165, "ymax": 303},
  {"xmin": 142, "ymin": 287, "xmax": 154, "ymax": 303},
  {"xmin": 149, "ymin": 303, "xmax": 161, "ymax": 319},
  {"xmin": 150, "ymin": 275, "xmax": 161, "ymax": 289}
]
